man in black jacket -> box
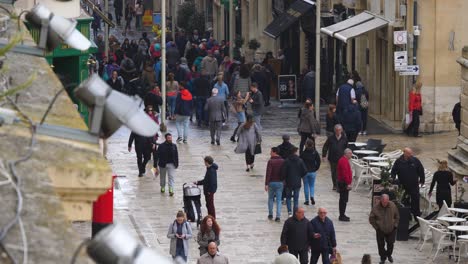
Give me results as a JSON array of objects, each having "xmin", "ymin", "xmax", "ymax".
[
  {"xmin": 282, "ymin": 147, "xmax": 307, "ymax": 217},
  {"xmin": 322, "ymin": 124, "xmax": 348, "ymax": 190},
  {"xmin": 128, "ymin": 132, "xmax": 154, "ymax": 177},
  {"xmin": 280, "ymin": 207, "xmax": 310, "ymax": 264},
  {"xmin": 193, "ymin": 74, "xmax": 211, "ymax": 127},
  {"xmin": 155, "ymin": 133, "xmax": 179, "ymax": 196},
  {"xmin": 195, "ymin": 156, "xmax": 218, "ymax": 218},
  {"xmin": 144, "ymin": 85, "xmax": 163, "ymax": 113},
  {"xmin": 277, "ymin": 134, "xmax": 296, "ymax": 159},
  {"xmin": 391, "ymin": 147, "xmax": 425, "ymax": 219}
]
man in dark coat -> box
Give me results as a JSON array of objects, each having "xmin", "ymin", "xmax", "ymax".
[
  {"xmin": 302, "ymin": 70, "xmax": 315, "ymax": 102},
  {"xmin": 195, "ymin": 156, "xmax": 218, "ymax": 218},
  {"xmin": 336, "ymin": 79, "xmax": 356, "ymax": 116},
  {"xmin": 155, "ymin": 133, "xmax": 179, "ymax": 196},
  {"xmin": 340, "ymin": 104, "xmax": 362, "ymax": 142},
  {"xmin": 144, "ymin": 85, "xmax": 163, "ymax": 113},
  {"xmin": 107, "ymin": 70, "xmax": 124, "ymax": 92},
  {"xmin": 282, "ymin": 147, "xmax": 307, "ymax": 216},
  {"xmin": 309, "ymin": 207, "xmax": 337, "ymax": 264},
  {"xmin": 277, "ymin": 134, "xmax": 296, "ymax": 159},
  {"xmin": 113, "ymin": 0, "xmax": 123, "ymax": 25},
  {"xmin": 322, "ymin": 124, "xmax": 348, "ymax": 190},
  {"xmin": 128, "ymin": 131, "xmax": 154, "ymax": 177},
  {"xmin": 193, "ymin": 74, "xmax": 211, "ymax": 126},
  {"xmin": 249, "ymin": 83, "xmax": 265, "ymax": 130},
  {"xmin": 280, "ymin": 207, "xmax": 310, "ymax": 264},
  {"xmin": 391, "ymin": 147, "xmax": 425, "ymax": 219}
]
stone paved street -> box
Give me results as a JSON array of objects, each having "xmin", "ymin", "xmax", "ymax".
[{"xmin": 70, "ymin": 102, "xmax": 463, "ymax": 264}]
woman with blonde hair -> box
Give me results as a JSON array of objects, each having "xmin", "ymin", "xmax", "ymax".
[
  {"xmin": 429, "ymin": 160, "xmax": 457, "ymax": 209},
  {"xmin": 166, "ymin": 72, "xmax": 179, "ymax": 120},
  {"xmin": 167, "ymin": 210, "xmax": 192, "ymax": 263},
  {"xmin": 196, "ymin": 215, "xmax": 221, "ymax": 256},
  {"xmin": 406, "ymin": 81, "xmax": 423, "ymax": 137}
]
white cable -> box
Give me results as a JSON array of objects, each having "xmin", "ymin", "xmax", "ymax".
[
  {"xmin": 0, "ymin": 179, "xmax": 10, "ymax": 186},
  {"xmin": 18, "ymin": 218, "xmax": 27, "ymax": 264}
]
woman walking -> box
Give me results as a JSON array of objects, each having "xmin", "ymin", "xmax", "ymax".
[
  {"xmin": 196, "ymin": 215, "xmax": 221, "ymax": 256},
  {"xmin": 429, "ymin": 160, "xmax": 457, "ymax": 209},
  {"xmin": 167, "ymin": 211, "xmax": 192, "ymax": 263},
  {"xmin": 235, "ymin": 115, "xmax": 262, "ymax": 172},
  {"xmin": 406, "ymin": 81, "xmax": 423, "ymax": 137},
  {"xmin": 300, "ymin": 139, "xmax": 321, "ymax": 205},
  {"xmin": 166, "ymin": 72, "xmax": 179, "ymax": 120},
  {"xmin": 298, "ymin": 101, "xmax": 321, "ymax": 155},
  {"xmin": 230, "ymin": 90, "xmax": 250, "ymax": 142}
]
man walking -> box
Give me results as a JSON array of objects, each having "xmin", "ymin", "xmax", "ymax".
[
  {"xmin": 337, "ymin": 148, "xmax": 353, "ymax": 222},
  {"xmin": 310, "ymin": 207, "xmax": 337, "ymax": 264},
  {"xmin": 195, "ymin": 156, "xmax": 218, "ymax": 219},
  {"xmin": 193, "ymin": 73, "xmax": 211, "ymax": 127},
  {"xmin": 197, "ymin": 241, "xmax": 229, "ymax": 264},
  {"xmin": 205, "ymin": 88, "xmax": 226, "ymax": 145},
  {"xmin": 280, "ymin": 207, "xmax": 310, "ymax": 264},
  {"xmin": 369, "ymin": 194, "xmax": 400, "ymax": 264},
  {"xmin": 322, "ymin": 124, "xmax": 348, "ymax": 190},
  {"xmin": 155, "ymin": 133, "xmax": 179, "ymax": 196},
  {"xmin": 277, "ymin": 134, "xmax": 296, "ymax": 159},
  {"xmin": 391, "ymin": 147, "xmax": 425, "ymax": 219},
  {"xmin": 128, "ymin": 131, "xmax": 154, "ymax": 177},
  {"xmin": 282, "ymin": 147, "xmax": 307, "ymax": 217},
  {"xmin": 213, "ymin": 73, "xmax": 230, "ymax": 124},
  {"xmin": 249, "ymin": 83, "xmax": 265, "ymax": 130},
  {"xmin": 265, "ymin": 147, "xmax": 285, "ymax": 222}
]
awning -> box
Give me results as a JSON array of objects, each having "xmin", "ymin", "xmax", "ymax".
[
  {"xmin": 320, "ymin": 11, "xmax": 388, "ymax": 43},
  {"xmin": 263, "ymin": 0, "xmax": 316, "ymax": 39}
]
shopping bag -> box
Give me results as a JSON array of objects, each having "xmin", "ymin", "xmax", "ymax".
[{"xmin": 405, "ymin": 112, "xmax": 412, "ymax": 125}]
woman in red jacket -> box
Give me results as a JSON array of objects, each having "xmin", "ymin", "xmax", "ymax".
[{"xmin": 406, "ymin": 82, "xmax": 423, "ymax": 137}]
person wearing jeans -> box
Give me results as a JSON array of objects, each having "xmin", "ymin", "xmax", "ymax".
[
  {"xmin": 300, "ymin": 139, "xmax": 321, "ymax": 205},
  {"xmin": 175, "ymin": 86, "xmax": 193, "ymax": 143},
  {"xmin": 155, "ymin": 133, "xmax": 179, "ymax": 196},
  {"xmin": 249, "ymin": 83, "xmax": 264, "ymax": 130},
  {"xmin": 265, "ymin": 147, "xmax": 285, "ymax": 221},
  {"xmin": 282, "ymin": 146, "xmax": 307, "ymax": 216}
]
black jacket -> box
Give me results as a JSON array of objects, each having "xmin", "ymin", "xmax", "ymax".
[
  {"xmin": 197, "ymin": 163, "xmax": 218, "ymax": 194},
  {"xmin": 192, "ymin": 77, "xmax": 211, "ymax": 97},
  {"xmin": 155, "ymin": 141, "xmax": 179, "ymax": 168},
  {"xmin": 310, "ymin": 216, "xmax": 336, "ymax": 251},
  {"xmin": 280, "ymin": 216, "xmax": 311, "ymax": 251},
  {"xmin": 107, "ymin": 77, "xmax": 124, "ymax": 92},
  {"xmin": 300, "ymin": 149, "xmax": 321, "ymax": 172},
  {"xmin": 322, "ymin": 133, "xmax": 348, "ymax": 163},
  {"xmin": 282, "ymin": 155, "xmax": 307, "ymax": 189},
  {"xmin": 391, "ymin": 155, "xmax": 425, "ymax": 191},
  {"xmin": 144, "ymin": 92, "xmax": 163, "ymax": 113},
  {"xmin": 128, "ymin": 132, "xmax": 154, "ymax": 152},
  {"xmin": 277, "ymin": 141, "xmax": 296, "ymax": 159},
  {"xmin": 326, "ymin": 113, "xmax": 339, "ymax": 133}
]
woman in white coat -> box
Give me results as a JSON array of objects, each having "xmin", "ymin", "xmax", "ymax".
[{"xmin": 235, "ymin": 114, "xmax": 262, "ymax": 172}]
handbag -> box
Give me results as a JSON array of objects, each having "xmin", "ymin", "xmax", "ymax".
[{"xmin": 254, "ymin": 143, "xmax": 262, "ymax": 154}]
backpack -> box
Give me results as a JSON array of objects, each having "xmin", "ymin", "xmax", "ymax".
[{"xmin": 360, "ymin": 93, "xmax": 369, "ymax": 109}]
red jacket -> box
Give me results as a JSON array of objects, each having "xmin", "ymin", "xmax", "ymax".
[
  {"xmin": 265, "ymin": 156, "xmax": 285, "ymax": 185},
  {"xmin": 409, "ymin": 92, "xmax": 422, "ymax": 112},
  {"xmin": 337, "ymin": 156, "xmax": 352, "ymax": 185}
]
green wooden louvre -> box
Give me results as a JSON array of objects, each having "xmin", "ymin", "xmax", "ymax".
[{"xmin": 26, "ymin": 17, "xmax": 97, "ymax": 124}]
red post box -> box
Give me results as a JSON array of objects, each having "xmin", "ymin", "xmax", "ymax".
[{"xmin": 91, "ymin": 175, "xmax": 116, "ymax": 237}]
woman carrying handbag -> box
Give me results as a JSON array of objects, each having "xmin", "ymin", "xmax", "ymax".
[{"xmin": 234, "ymin": 115, "xmax": 262, "ymax": 172}]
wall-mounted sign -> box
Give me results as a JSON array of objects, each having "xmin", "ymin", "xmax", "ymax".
[
  {"xmin": 394, "ymin": 30, "xmax": 407, "ymax": 45},
  {"xmin": 399, "ymin": 65, "xmax": 420, "ymax": 76},
  {"xmin": 394, "ymin": 51, "xmax": 408, "ymax": 71}
]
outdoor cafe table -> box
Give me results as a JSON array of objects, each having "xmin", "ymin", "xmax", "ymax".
[
  {"xmin": 354, "ymin": 150, "xmax": 378, "ymax": 156},
  {"xmin": 449, "ymin": 207, "xmax": 468, "ymax": 216},
  {"xmin": 363, "ymin": 156, "xmax": 388, "ymax": 162},
  {"xmin": 369, "ymin": 162, "xmax": 390, "ymax": 168},
  {"xmin": 448, "ymin": 226, "xmax": 468, "ymax": 258},
  {"xmin": 437, "ymin": 216, "xmax": 466, "ymax": 224},
  {"xmin": 348, "ymin": 142, "xmax": 367, "ymax": 148}
]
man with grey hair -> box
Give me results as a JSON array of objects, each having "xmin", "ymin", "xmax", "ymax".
[
  {"xmin": 205, "ymin": 88, "xmax": 226, "ymax": 145},
  {"xmin": 336, "ymin": 148, "xmax": 353, "ymax": 221},
  {"xmin": 369, "ymin": 194, "xmax": 400, "ymax": 264},
  {"xmin": 310, "ymin": 207, "xmax": 337, "ymax": 264},
  {"xmin": 322, "ymin": 124, "xmax": 348, "ymax": 190}
]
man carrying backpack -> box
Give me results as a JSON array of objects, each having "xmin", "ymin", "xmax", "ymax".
[{"xmin": 355, "ymin": 79, "xmax": 369, "ymax": 136}]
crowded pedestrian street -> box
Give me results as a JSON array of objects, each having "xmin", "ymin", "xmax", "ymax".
[{"xmin": 72, "ymin": 101, "xmax": 459, "ymax": 263}]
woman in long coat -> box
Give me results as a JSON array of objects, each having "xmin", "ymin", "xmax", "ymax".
[
  {"xmin": 167, "ymin": 211, "xmax": 192, "ymax": 263},
  {"xmin": 235, "ymin": 115, "xmax": 262, "ymax": 172}
]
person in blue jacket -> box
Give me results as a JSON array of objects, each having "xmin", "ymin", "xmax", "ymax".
[
  {"xmin": 309, "ymin": 207, "xmax": 337, "ymax": 264},
  {"xmin": 195, "ymin": 156, "xmax": 218, "ymax": 219}
]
